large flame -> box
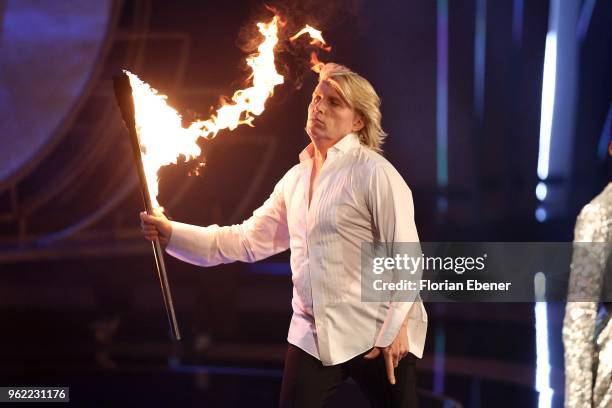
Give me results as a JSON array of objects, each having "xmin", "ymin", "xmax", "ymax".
[
  {"xmin": 126, "ymin": 16, "xmax": 327, "ymax": 208},
  {"xmin": 126, "ymin": 71, "xmax": 201, "ymax": 208},
  {"xmin": 188, "ymin": 16, "xmax": 284, "ymax": 138}
]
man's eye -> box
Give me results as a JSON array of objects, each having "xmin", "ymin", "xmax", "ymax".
[{"xmin": 313, "ymin": 95, "xmax": 321, "ymax": 102}]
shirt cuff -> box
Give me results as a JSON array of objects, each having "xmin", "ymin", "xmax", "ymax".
[
  {"xmin": 165, "ymin": 221, "xmax": 217, "ymax": 266},
  {"xmin": 375, "ymin": 303, "xmax": 409, "ymax": 344},
  {"xmin": 374, "ymin": 301, "xmax": 427, "ymax": 358}
]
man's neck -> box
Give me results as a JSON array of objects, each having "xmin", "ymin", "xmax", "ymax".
[
  {"xmin": 311, "ymin": 140, "xmax": 329, "ymax": 167},
  {"xmin": 309, "ymin": 132, "xmax": 353, "ymax": 166}
]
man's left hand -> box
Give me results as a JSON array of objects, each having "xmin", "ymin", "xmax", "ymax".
[{"xmin": 363, "ymin": 323, "xmax": 410, "ymax": 385}]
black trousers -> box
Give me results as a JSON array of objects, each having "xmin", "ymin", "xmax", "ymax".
[{"xmin": 279, "ymin": 344, "xmax": 418, "ymax": 408}]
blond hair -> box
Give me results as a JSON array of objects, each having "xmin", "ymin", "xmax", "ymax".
[{"xmin": 318, "ymin": 63, "xmax": 387, "ymax": 153}]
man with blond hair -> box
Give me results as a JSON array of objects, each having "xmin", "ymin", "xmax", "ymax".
[{"xmin": 141, "ymin": 63, "xmax": 427, "ymax": 407}]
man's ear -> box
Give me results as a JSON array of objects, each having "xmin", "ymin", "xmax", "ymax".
[
  {"xmin": 608, "ymin": 140, "xmax": 612, "ymax": 157},
  {"xmin": 353, "ymin": 114, "xmax": 364, "ymax": 133}
]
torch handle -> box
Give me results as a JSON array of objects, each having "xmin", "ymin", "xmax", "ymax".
[
  {"xmin": 113, "ymin": 73, "xmax": 181, "ymax": 341},
  {"xmin": 151, "ymin": 238, "xmax": 181, "ymax": 341},
  {"xmin": 129, "ymin": 119, "xmax": 182, "ymax": 341}
]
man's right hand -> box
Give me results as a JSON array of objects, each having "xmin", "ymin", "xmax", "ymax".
[{"xmin": 140, "ymin": 209, "xmax": 172, "ymax": 247}]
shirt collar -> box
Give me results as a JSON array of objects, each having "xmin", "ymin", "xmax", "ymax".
[{"xmin": 298, "ymin": 133, "xmax": 360, "ymax": 163}]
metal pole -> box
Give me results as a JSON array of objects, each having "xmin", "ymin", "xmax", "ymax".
[{"xmin": 113, "ymin": 72, "xmax": 181, "ymax": 341}]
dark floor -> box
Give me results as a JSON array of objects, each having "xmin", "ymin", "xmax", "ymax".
[
  {"xmin": 0, "ymin": 255, "xmax": 563, "ymax": 407},
  {"xmin": 0, "ymin": 308, "xmax": 548, "ymax": 407}
]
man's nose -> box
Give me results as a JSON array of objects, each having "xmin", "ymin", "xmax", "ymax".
[{"xmin": 314, "ymin": 100, "xmax": 325, "ymax": 114}]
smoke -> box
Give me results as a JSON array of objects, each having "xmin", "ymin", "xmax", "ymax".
[{"xmin": 237, "ymin": 0, "xmax": 363, "ymax": 90}]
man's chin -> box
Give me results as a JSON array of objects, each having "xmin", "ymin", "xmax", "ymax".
[{"xmin": 307, "ymin": 128, "xmax": 326, "ymax": 141}]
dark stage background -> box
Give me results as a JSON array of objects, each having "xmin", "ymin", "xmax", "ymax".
[{"xmin": 0, "ymin": 0, "xmax": 610, "ymax": 406}]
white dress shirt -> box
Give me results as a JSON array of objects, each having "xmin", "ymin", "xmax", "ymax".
[{"xmin": 166, "ymin": 133, "xmax": 428, "ymax": 366}]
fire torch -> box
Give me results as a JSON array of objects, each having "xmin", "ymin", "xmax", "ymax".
[{"xmin": 113, "ymin": 73, "xmax": 181, "ymax": 341}]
